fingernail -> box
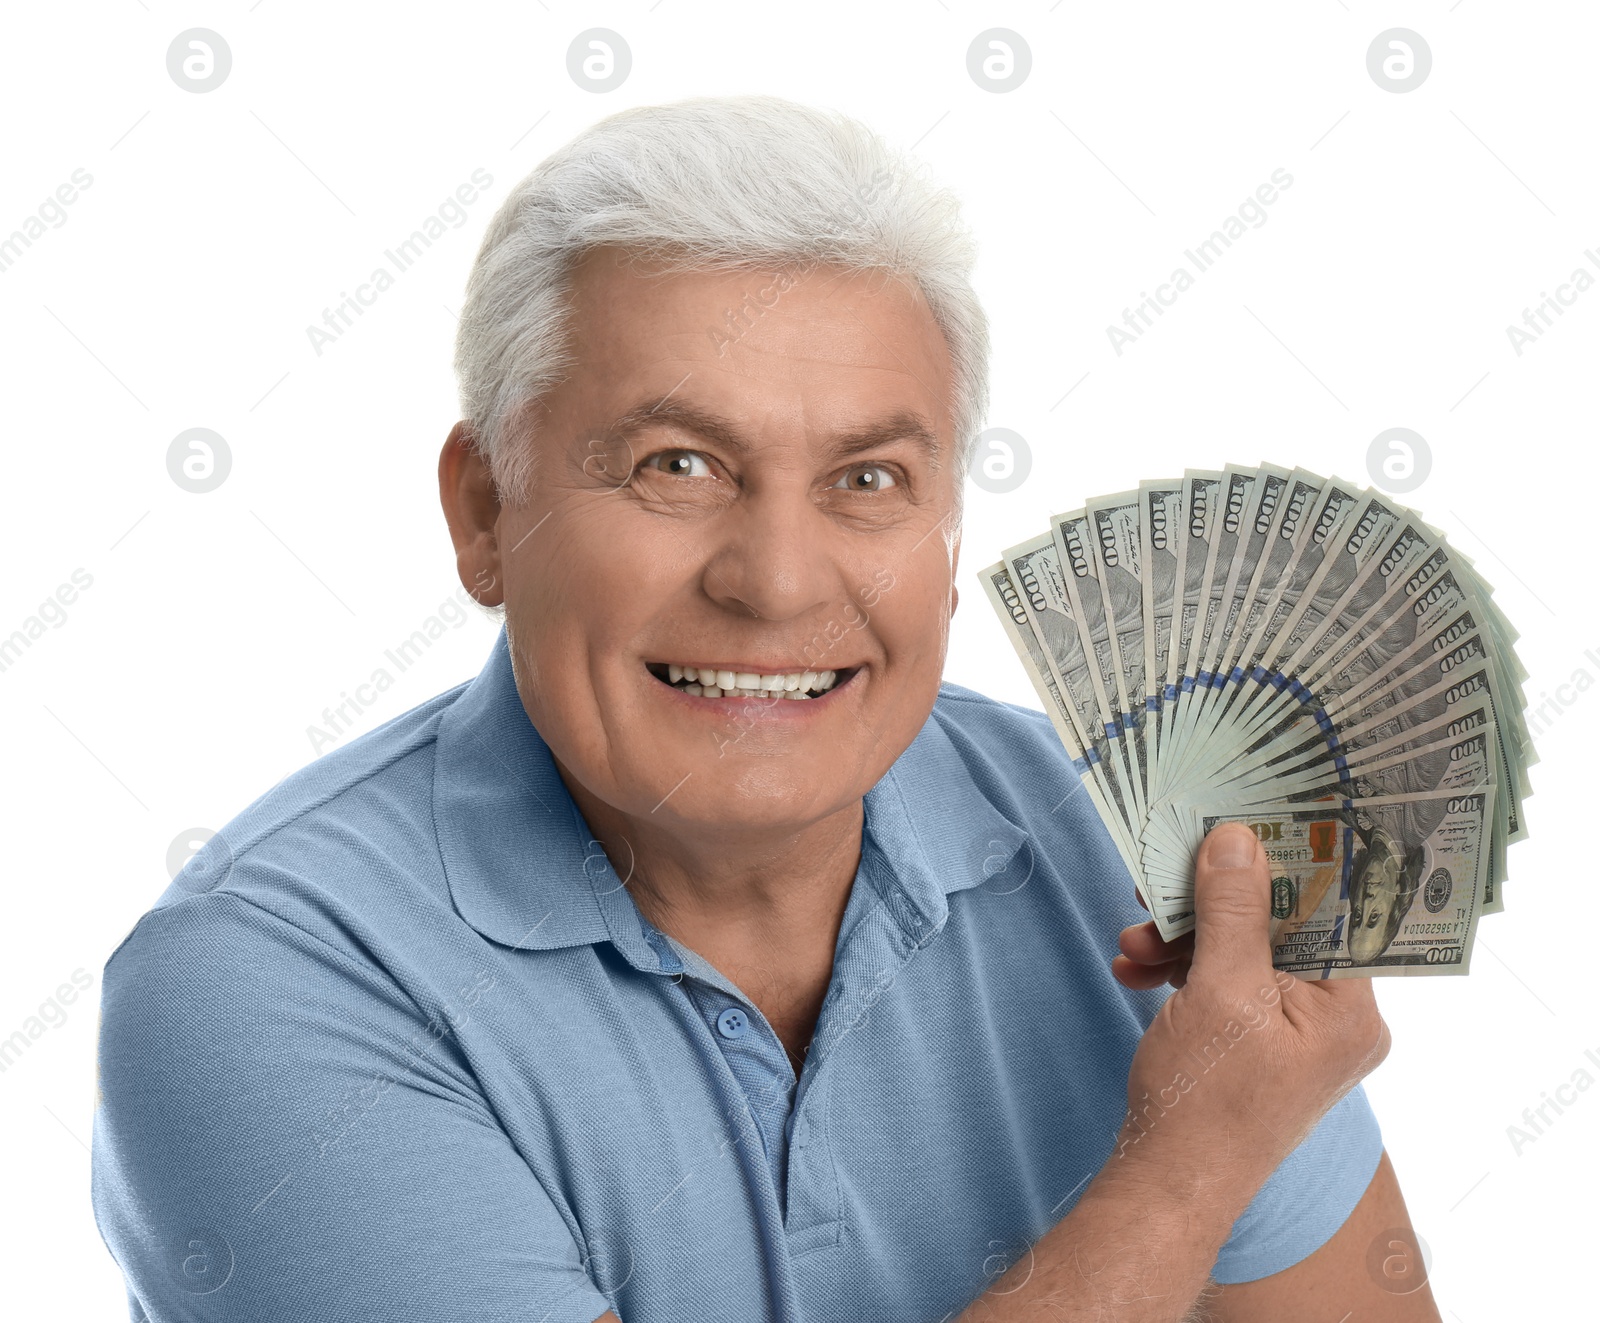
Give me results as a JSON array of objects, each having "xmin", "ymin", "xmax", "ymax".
[{"xmin": 1204, "ymin": 826, "xmax": 1258, "ymax": 869}]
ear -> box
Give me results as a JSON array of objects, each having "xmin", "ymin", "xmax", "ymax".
[
  {"xmin": 949, "ymin": 529, "xmax": 962, "ymax": 617},
  {"xmin": 438, "ymin": 421, "xmax": 505, "ymax": 607}
]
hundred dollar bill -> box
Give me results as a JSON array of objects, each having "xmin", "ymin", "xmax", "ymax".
[
  {"xmin": 978, "ymin": 460, "xmax": 1532, "ymax": 959},
  {"xmin": 1088, "ymin": 491, "xmax": 1151, "ymax": 810},
  {"xmin": 1157, "ymin": 469, "xmax": 1223, "ymax": 801},
  {"xmin": 1051, "ymin": 510, "xmax": 1149, "ymax": 829},
  {"xmin": 1231, "ymin": 545, "xmax": 1471, "ymax": 748},
  {"xmin": 1147, "ymin": 683, "xmax": 1502, "ymax": 909},
  {"xmin": 998, "ymin": 538, "xmax": 1144, "ymax": 862},
  {"xmin": 1230, "ymin": 549, "xmax": 1525, "ymax": 871},
  {"xmin": 980, "ymin": 560, "xmax": 1144, "ymax": 883},
  {"xmin": 1405, "ymin": 514, "xmax": 1536, "ymax": 789},
  {"xmin": 1236, "ymin": 469, "xmax": 1325, "ymax": 662},
  {"xmin": 1282, "ymin": 519, "xmax": 1440, "ymax": 697},
  {"xmin": 1139, "ymin": 478, "xmax": 1184, "ymax": 803},
  {"xmin": 1176, "ymin": 468, "xmax": 1325, "ymax": 783},
  {"xmin": 1168, "ymin": 464, "xmax": 1289, "ymax": 787},
  {"xmin": 1195, "ymin": 789, "xmax": 1494, "ymax": 978},
  {"xmin": 1224, "ymin": 699, "xmax": 1498, "ymax": 812},
  {"xmin": 1224, "ymin": 478, "xmax": 1367, "ymax": 729},
  {"xmin": 1166, "ymin": 465, "xmax": 1261, "ymax": 781}
]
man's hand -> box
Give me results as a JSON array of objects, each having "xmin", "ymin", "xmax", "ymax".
[
  {"xmin": 1112, "ymin": 821, "xmax": 1392, "ymax": 1201},
  {"xmin": 957, "ymin": 822, "xmax": 1405, "ymax": 1322}
]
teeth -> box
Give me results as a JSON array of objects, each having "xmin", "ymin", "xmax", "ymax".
[{"xmin": 658, "ymin": 662, "xmax": 847, "ymax": 698}]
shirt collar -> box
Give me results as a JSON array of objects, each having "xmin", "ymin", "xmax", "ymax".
[{"xmin": 434, "ymin": 627, "xmax": 1028, "ymax": 964}]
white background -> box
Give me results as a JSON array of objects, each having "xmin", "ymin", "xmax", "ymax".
[{"xmin": 2, "ymin": 2, "xmax": 1593, "ymax": 1318}]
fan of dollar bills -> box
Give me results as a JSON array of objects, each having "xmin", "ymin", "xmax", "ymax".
[{"xmin": 980, "ymin": 465, "xmax": 1534, "ymax": 979}]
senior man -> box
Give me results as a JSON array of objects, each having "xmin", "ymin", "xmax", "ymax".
[{"xmin": 92, "ymin": 97, "xmax": 1437, "ymax": 1322}]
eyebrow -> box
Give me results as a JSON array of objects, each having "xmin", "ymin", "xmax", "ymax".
[{"xmin": 602, "ymin": 396, "xmax": 943, "ymax": 465}]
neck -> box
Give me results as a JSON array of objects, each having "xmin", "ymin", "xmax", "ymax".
[{"xmin": 552, "ymin": 759, "xmax": 865, "ymax": 945}]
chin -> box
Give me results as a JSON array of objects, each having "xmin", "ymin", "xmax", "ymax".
[{"xmin": 663, "ymin": 760, "xmax": 850, "ymax": 828}]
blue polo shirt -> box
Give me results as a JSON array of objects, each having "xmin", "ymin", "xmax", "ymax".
[{"xmin": 91, "ymin": 627, "xmax": 1382, "ymax": 1323}]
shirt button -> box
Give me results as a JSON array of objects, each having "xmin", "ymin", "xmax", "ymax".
[{"xmin": 716, "ymin": 1007, "xmax": 749, "ymax": 1039}]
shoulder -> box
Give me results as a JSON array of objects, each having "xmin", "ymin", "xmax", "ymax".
[
  {"xmin": 195, "ymin": 676, "xmax": 466, "ymax": 878},
  {"xmin": 927, "ymin": 680, "xmax": 1099, "ymax": 827},
  {"xmin": 919, "ymin": 680, "xmax": 1164, "ymax": 1020},
  {"xmin": 95, "ymin": 682, "xmax": 488, "ymax": 1174},
  {"xmin": 930, "ymin": 680, "xmax": 1068, "ymax": 773},
  {"xmin": 925, "ymin": 679, "xmax": 1138, "ymax": 906},
  {"xmin": 107, "ymin": 676, "xmax": 474, "ymax": 984}
]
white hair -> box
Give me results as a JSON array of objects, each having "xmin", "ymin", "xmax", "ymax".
[{"xmin": 453, "ymin": 94, "xmax": 989, "ymax": 506}]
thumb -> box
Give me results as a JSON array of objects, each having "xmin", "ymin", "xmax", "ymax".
[{"xmin": 1189, "ymin": 822, "xmax": 1272, "ymax": 977}]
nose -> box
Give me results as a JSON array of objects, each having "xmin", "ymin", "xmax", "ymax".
[{"xmin": 697, "ymin": 488, "xmax": 841, "ymax": 626}]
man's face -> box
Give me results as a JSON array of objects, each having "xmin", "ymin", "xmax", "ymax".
[{"xmin": 481, "ymin": 249, "xmax": 961, "ymax": 838}]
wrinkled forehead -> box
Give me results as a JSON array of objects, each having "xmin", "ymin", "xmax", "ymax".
[{"xmin": 551, "ymin": 246, "xmax": 958, "ymax": 438}]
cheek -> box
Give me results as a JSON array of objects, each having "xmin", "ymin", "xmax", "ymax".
[
  {"xmin": 875, "ymin": 581, "xmax": 954, "ymax": 659},
  {"xmin": 867, "ymin": 588, "xmax": 954, "ymax": 710},
  {"xmin": 510, "ymin": 523, "xmax": 653, "ymax": 669},
  {"xmin": 505, "ymin": 572, "xmax": 617, "ymax": 710}
]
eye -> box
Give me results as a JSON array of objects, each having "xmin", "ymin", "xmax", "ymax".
[
  {"xmin": 644, "ymin": 448, "xmax": 714, "ymax": 477},
  {"xmin": 832, "ymin": 464, "xmax": 897, "ymax": 492}
]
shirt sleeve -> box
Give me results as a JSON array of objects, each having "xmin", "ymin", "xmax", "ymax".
[
  {"xmin": 91, "ymin": 889, "xmax": 617, "ymax": 1323},
  {"xmin": 1208, "ymin": 1082, "xmax": 1384, "ymax": 1284}
]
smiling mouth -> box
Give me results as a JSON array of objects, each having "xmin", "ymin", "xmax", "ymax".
[{"xmin": 645, "ymin": 662, "xmax": 853, "ymax": 700}]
